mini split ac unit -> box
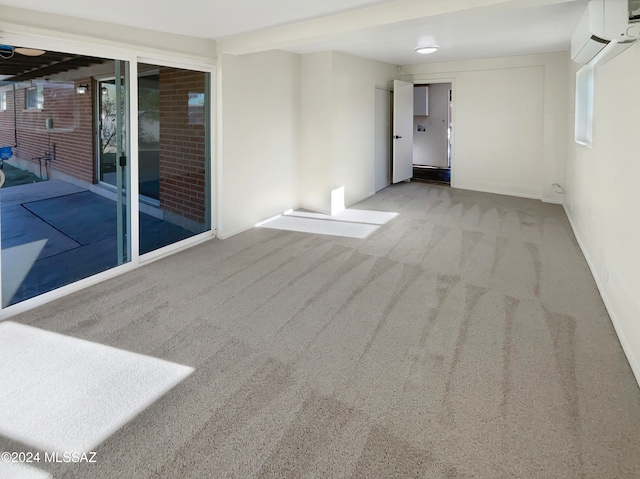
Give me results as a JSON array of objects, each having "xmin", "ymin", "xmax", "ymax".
[{"xmin": 571, "ymin": 0, "xmax": 640, "ymax": 65}]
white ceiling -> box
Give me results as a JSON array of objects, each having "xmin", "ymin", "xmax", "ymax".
[
  {"xmin": 0, "ymin": 0, "xmax": 396, "ymax": 39},
  {"xmin": 284, "ymin": 1, "xmax": 588, "ymax": 65},
  {"xmin": 0, "ymin": 0, "xmax": 589, "ymax": 65}
]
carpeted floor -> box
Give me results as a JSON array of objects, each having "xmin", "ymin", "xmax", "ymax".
[{"xmin": 2, "ymin": 181, "xmax": 640, "ymax": 478}]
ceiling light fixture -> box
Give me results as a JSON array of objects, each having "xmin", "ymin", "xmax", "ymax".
[
  {"xmin": 14, "ymin": 47, "xmax": 46, "ymax": 57},
  {"xmin": 415, "ymin": 45, "xmax": 439, "ymax": 55}
]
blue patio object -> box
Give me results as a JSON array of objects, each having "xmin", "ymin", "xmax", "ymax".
[{"xmin": 0, "ymin": 145, "xmax": 12, "ymax": 169}]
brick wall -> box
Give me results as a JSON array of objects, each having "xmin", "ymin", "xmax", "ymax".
[
  {"xmin": 0, "ymin": 79, "xmax": 94, "ymax": 183},
  {"xmin": 0, "ymin": 70, "xmax": 209, "ymax": 226},
  {"xmin": 158, "ymin": 67, "xmax": 207, "ymax": 225}
]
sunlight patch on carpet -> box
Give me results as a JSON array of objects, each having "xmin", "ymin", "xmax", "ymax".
[
  {"xmin": 257, "ymin": 209, "xmax": 398, "ymax": 239},
  {"xmin": 286, "ymin": 209, "xmax": 398, "ymax": 225},
  {"xmin": 0, "ymin": 321, "xmax": 193, "ymax": 453},
  {"xmin": 0, "ymin": 461, "xmax": 51, "ymax": 479}
]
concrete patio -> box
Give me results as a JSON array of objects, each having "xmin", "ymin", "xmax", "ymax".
[{"xmin": 1, "ymin": 180, "xmax": 195, "ymax": 306}]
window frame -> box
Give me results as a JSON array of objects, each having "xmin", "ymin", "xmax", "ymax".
[{"xmin": 25, "ymin": 85, "xmax": 44, "ymax": 110}]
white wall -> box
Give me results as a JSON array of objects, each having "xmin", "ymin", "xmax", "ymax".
[
  {"xmin": 299, "ymin": 52, "xmax": 334, "ymax": 213},
  {"xmin": 218, "ymin": 51, "xmax": 301, "ymax": 237},
  {"xmin": 400, "ymin": 52, "xmax": 569, "ymax": 203},
  {"xmin": 564, "ymin": 42, "xmax": 640, "ymax": 384},
  {"xmin": 331, "ymin": 52, "xmax": 398, "ymax": 208},
  {"xmin": 457, "ymin": 65, "xmax": 544, "ymax": 197},
  {"xmin": 299, "ymin": 51, "xmax": 397, "ymax": 213},
  {"xmin": 220, "ymin": 50, "xmax": 395, "ymax": 233},
  {"xmin": 413, "ymin": 83, "xmax": 450, "ymax": 167}
]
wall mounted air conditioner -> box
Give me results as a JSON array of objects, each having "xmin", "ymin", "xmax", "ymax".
[{"xmin": 571, "ymin": 0, "xmax": 640, "ymax": 65}]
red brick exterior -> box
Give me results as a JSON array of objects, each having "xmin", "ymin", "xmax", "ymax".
[
  {"xmin": 0, "ymin": 68, "xmax": 208, "ymax": 226},
  {"xmin": 0, "ymin": 79, "xmax": 94, "ymax": 183},
  {"xmin": 158, "ymin": 67, "xmax": 207, "ymax": 225}
]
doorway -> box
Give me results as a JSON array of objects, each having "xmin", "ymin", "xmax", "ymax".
[{"xmin": 412, "ymin": 82, "xmax": 452, "ymax": 185}]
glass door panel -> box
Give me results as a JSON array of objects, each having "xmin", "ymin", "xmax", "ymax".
[
  {"xmin": 114, "ymin": 60, "xmax": 130, "ymax": 264},
  {"xmin": 138, "ymin": 73, "xmax": 160, "ymax": 202},
  {"xmin": 0, "ymin": 49, "xmax": 130, "ymax": 307},
  {"xmin": 137, "ymin": 63, "xmax": 211, "ymax": 255},
  {"xmin": 97, "ymin": 80, "xmax": 118, "ymax": 186}
]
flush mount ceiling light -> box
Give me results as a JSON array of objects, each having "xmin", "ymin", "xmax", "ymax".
[
  {"xmin": 415, "ymin": 45, "xmax": 439, "ymax": 55},
  {"xmin": 14, "ymin": 47, "xmax": 46, "ymax": 57}
]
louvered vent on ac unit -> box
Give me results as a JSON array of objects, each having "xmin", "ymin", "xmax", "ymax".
[
  {"xmin": 571, "ymin": 0, "xmax": 639, "ymax": 65},
  {"xmin": 630, "ymin": 0, "xmax": 640, "ymax": 22}
]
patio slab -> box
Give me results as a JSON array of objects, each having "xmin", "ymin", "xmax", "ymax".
[
  {"xmin": 8, "ymin": 236, "xmax": 119, "ymax": 305},
  {"xmin": 24, "ymin": 191, "xmax": 123, "ymax": 246},
  {"xmin": 1, "ymin": 204, "xmax": 81, "ymax": 259},
  {"xmin": 139, "ymin": 216, "xmax": 195, "ymax": 255},
  {"xmin": 0, "ymin": 180, "xmax": 85, "ymax": 207},
  {"xmin": 22, "ymin": 190, "xmax": 195, "ymax": 251},
  {"xmin": 1, "ymin": 179, "xmax": 199, "ymax": 306}
]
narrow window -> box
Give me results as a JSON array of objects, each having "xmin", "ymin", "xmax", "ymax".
[{"xmin": 574, "ymin": 65, "xmax": 594, "ymax": 147}]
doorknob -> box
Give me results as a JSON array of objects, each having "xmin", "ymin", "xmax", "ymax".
[{"xmin": 393, "ymin": 135, "xmax": 402, "ymax": 139}]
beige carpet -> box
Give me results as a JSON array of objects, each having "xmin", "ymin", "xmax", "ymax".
[{"xmin": 2, "ymin": 182, "xmax": 640, "ymax": 478}]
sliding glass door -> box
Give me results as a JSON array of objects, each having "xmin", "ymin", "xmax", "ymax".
[
  {"xmin": 0, "ymin": 49, "xmax": 130, "ymax": 306},
  {"xmin": 137, "ymin": 62, "xmax": 211, "ymax": 255},
  {"xmin": 0, "ymin": 45, "xmax": 213, "ymax": 311}
]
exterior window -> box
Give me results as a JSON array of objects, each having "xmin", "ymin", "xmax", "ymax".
[
  {"xmin": 575, "ymin": 65, "xmax": 594, "ymax": 147},
  {"xmin": 0, "ymin": 91, "xmax": 6, "ymax": 111},
  {"xmin": 26, "ymin": 85, "xmax": 44, "ymax": 110},
  {"xmin": 188, "ymin": 92, "xmax": 205, "ymax": 125}
]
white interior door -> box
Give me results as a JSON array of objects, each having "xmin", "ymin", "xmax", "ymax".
[
  {"xmin": 374, "ymin": 87, "xmax": 391, "ymax": 192},
  {"xmin": 392, "ymin": 80, "xmax": 414, "ymax": 183}
]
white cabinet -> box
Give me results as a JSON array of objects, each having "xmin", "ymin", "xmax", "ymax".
[{"xmin": 413, "ymin": 86, "xmax": 429, "ymax": 116}]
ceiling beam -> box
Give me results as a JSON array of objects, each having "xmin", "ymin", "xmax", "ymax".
[
  {"xmin": 9, "ymin": 55, "xmax": 106, "ymax": 81},
  {"xmin": 218, "ymin": 0, "xmax": 577, "ymax": 56}
]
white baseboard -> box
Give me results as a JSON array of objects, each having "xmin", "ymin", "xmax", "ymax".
[
  {"xmin": 349, "ymin": 190, "xmax": 376, "ymax": 206},
  {"xmin": 563, "ymin": 204, "xmax": 640, "ymax": 389},
  {"xmin": 217, "ymin": 223, "xmax": 255, "ymax": 240},
  {"xmin": 218, "ymin": 205, "xmax": 301, "ymax": 240},
  {"xmin": 452, "ymin": 182, "xmax": 542, "ymax": 201}
]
